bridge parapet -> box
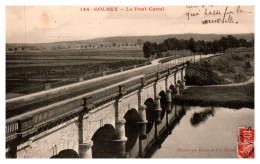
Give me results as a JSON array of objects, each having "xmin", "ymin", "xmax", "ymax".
[{"xmin": 6, "ymin": 75, "xmax": 144, "ymax": 143}]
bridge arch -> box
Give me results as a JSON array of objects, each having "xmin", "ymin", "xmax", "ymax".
[
  {"xmin": 124, "ymin": 108, "xmax": 139, "ymax": 153},
  {"xmin": 91, "ymin": 124, "xmax": 116, "ymax": 158},
  {"xmin": 50, "ymin": 149, "xmax": 79, "ymax": 158},
  {"xmin": 124, "ymin": 108, "xmax": 139, "ymax": 123},
  {"xmin": 49, "ymin": 139, "xmax": 78, "ymax": 158},
  {"xmin": 144, "ymin": 98, "xmax": 155, "ymax": 134}
]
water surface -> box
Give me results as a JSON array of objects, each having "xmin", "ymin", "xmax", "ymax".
[{"xmin": 151, "ymin": 106, "xmax": 254, "ymax": 158}]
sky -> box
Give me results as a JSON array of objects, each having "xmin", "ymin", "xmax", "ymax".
[{"xmin": 6, "ymin": 6, "xmax": 254, "ymax": 43}]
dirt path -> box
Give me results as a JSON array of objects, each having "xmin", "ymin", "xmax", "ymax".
[{"xmin": 187, "ymin": 77, "xmax": 254, "ymax": 88}]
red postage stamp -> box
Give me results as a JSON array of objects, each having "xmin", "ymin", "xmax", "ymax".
[{"xmin": 237, "ymin": 127, "xmax": 254, "ymax": 158}]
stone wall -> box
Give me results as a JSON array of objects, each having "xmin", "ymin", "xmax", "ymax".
[
  {"xmin": 17, "ymin": 120, "xmax": 79, "ymax": 158},
  {"xmin": 155, "ymin": 78, "xmax": 167, "ymax": 95},
  {"xmin": 118, "ymin": 91, "xmax": 139, "ymax": 121},
  {"xmin": 83, "ymin": 102, "xmax": 116, "ymax": 141},
  {"xmin": 140, "ymin": 84, "xmax": 155, "ymax": 105}
]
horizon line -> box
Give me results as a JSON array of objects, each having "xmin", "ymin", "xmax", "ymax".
[{"xmin": 6, "ymin": 32, "xmax": 255, "ymax": 45}]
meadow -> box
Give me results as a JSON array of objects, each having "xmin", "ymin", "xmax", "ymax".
[{"xmin": 6, "ymin": 48, "xmax": 146, "ymax": 97}]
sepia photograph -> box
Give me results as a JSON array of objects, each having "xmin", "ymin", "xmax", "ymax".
[{"xmin": 4, "ymin": 4, "xmax": 255, "ymax": 159}]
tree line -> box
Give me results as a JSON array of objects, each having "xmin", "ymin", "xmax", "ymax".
[{"xmin": 143, "ymin": 35, "xmax": 254, "ymax": 59}]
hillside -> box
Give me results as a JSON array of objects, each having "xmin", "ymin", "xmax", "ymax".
[
  {"xmin": 100, "ymin": 33, "xmax": 254, "ymax": 43},
  {"xmin": 185, "ymin": 48, "xmax": 254, "ymax": 85},
  {"xmin": 7, "ymin": 33, "xmax": 254, "ymax": 47}
]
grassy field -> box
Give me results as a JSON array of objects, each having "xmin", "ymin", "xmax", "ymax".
[
  {"xmin": 6, "ymin": 48, "xmax": 144, "ymax": 58},
  {"xmin": 185, "ymin": 48, "xmax": 254, "ymax": 85},
  {"xmin": 174, "ymin": 48, "xmax": 255, "ymax": 109},
  {"xmin": 173, "ymin": 83, "xmax": 254, "ymax": 109},
  {"xmin": 6, "ymin": 48, "xmax": 146, "ymax": 95}
]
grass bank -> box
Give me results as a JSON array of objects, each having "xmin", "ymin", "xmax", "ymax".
[
  {"xmin": 185, "ymin": 48, "xmax": 254, "ymax": 85},
  {"xmin": 173, "ymin": 83, "xmax": 254, "ymax": 109}
]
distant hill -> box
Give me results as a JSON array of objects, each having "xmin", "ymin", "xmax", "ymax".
[
  {"xmin": 99, "ymin": 33, "xmax": 254, "ymax": 43},
  {"xmin": 7, "ymin": 33, "xmax": 254, "ymax": 47}
]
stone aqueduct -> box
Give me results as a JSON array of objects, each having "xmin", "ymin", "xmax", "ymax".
[{"xmin": 6, "ymin": 55, "xmax": 212, "ymax": 158}]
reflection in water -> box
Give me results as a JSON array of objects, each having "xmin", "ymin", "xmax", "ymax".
[
  {"xmin": 144, "ymin": 108, "xmax": 187, "ymax": 158},
  {"xmin": 91, "ymin": 105, "xmax": 253, "ymax": 158},
  {"xmin": 159, "ymin": 91, "xmax": 167, "ymax": 120},
  {"xmin": 190, "ymin": 107, "xmax": 215, "ymax": 127},
  {"xmin": 124, "ymin": 109, "xmax": 139, "ymax": 155},
  {"xmin": 114, "ymin": 141, "xmax": 126, "ymax": 158},
  {"xmin": 50, "ymin": 149, "xmax": 79, "ymax": 158},
  {"xmin": 144, "ymin": 98, "xmax": 155, "ymax": 134},
  {"xmin": 125, "ymin": 122, "xmax": 139, "ymax": 153},
  {"xmin": 152, "ymin": 106, "xmax": 254, "ymax": 158}
]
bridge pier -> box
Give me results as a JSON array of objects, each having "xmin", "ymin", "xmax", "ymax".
[
  {"xmin": 174, "ymin": 73, "xmax": 177, "ymax": 85},
  {"xmin": 154, "ymin": 96, "xmax": 162, "ymax": 124},
  {"xmin": 138, "ymin": 105, "xmax": 148, "ymax": 139},
  {"xmin": 114, "ymin": 120, "xmax": 127, "ymax": 141},
  {"xmin": 114, "ymin": 120, "xmax": 127, "ymax": 158},
  {"xmin": 138, "ymin": 105, "xmax": 148, "ymax": 123},
  {"xmin": 181, "ymin": 68, "xmax": 186, "ymax": 89},
  {"xmin": 166, "ymin": 89, "xmax": 172, "ymax": 114},
  {"xmin": 79, "ymin": 140, "xmax": 93, "ymax": 158},
  {"xmin": 181, "ymin": 79, "xmax": 186, "ymax": 89},
  {"xmin": 175, "ymin": 83, "xmax": 180, "ymax": 95}
]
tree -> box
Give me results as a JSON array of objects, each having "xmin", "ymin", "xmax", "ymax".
[
  {"xmin": 211, "ymin": 40, "xmax": 219, "ymax": 53},
  {"xmin": 197, "ymin": 40, "xmax": 207, "ymax": 54},
  {"xmin": 152, "ymin": 42, "xmax": 159, "ymax": 53},
  {"xmin": 158, "ymin": 43, "xmax": 168, "ymax": 52},
  {"xmin": 112, "ymin": 43, "xmax": 116, "ymax": 47},
  {"xmin": 226, "ymin": 35, "xmax": 239, "ymax": 48},
  {"xmin": 143, "ymin": 41, "xmax": 156, "ymax": 59},
  {"xmin": 178, "ymin": 39, "xmax": 187, "ymax": 50},
  {"xmin": 247, "ymin": 39, "xmax": 254, "ymax": 47},
  {"xmin": 218, "ymin": 37, "xmax": 228, "ymax": 51},
  {"xmin": 238, "ymin": 38, "xmax": 247, "ymax": 47},
  {"xmin": 188, "ymin": 38, "xmax": 199, "ymax": 53},
  {"xmin": 206, "ymin": 41, "xmax": 213, "ymax": 54},
  {"xmin": 137, "ymin": 39, "xmax": 143, "ymax": 46}
]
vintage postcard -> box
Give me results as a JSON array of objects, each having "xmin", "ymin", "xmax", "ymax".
[{"xmin": 5, "ymin": 5, "xmax": 255, "ymax": 159}]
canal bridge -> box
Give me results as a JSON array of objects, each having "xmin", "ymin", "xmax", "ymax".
[{"xmin": 6, "ymin": 55, "xmax": 214, "ymax": 158}]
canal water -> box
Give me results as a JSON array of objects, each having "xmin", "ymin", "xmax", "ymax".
[
  {"xmin": 91, "ymin": 104, "xmax": 254, "ymax": 158},
  {"xmin": 150, "ymin": 106, "xmax": 254, "ymax": 158}
]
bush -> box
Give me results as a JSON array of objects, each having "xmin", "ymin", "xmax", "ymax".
[
  {"xmin": 244, "ymin": 61, "xmax": 251, "ymax": 69},
  {"xmin": 231, "ymin": 54, "xmax": 244, "ymax": 61},
  {"xmin": 245, "ymin": 53, "xmax": 253, "ymax": 58},
  {"xmin": 233, "ymin": 73, "xmax": 247, "ymax": 83}
]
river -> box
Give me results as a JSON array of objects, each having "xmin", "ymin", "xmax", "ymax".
[
  {"xmin": 151, "ymin": 106, "xmax": 254, "ymax": 158},
  {"xmin": 91, "ymin": 105, "xmax": 254, "ymax": 158}
]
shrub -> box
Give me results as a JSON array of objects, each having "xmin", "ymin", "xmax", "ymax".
[
  {"xmin": 231, "ymin": 54, "xmax": 244, "ymax": 61},
  {"xmin": 244, "ymin": 61, "xmax": 251, "ymax": 69},
  {"xmin": 233, "ymin": 73, "xmax": 247, "ymax": 83}
]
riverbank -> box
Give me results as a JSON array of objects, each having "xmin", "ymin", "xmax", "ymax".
[
  {"xmin": 185, "ymin": 48, "xmax": 254, "ymax": 85},
  {"xmin": 173, "ymin": 82, "xmax": 254, "ymax": 109}
]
